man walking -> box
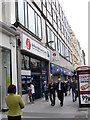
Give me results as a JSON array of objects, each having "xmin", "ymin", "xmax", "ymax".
[
  {"xmin": 71, "ymin": 77, "xmax": 77, "ymax": 102},
  {"xmin": 56, "ymin": 77, "xmax": 64, "ymax": 107},
  {"xmin": 48, "ymin": 79, "xmax": 56, "ymax": 106}
]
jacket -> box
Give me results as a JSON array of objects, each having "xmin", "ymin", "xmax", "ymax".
[
  {"xmin": 56, "ymin": 82, "xmax": 64, "ymax": 92},
  {"xmin": 5, "ymin": 94, "xmax": 25, "ymax": 116}
]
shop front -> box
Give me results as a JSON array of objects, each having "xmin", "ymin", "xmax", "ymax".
[
  {"xmin": 21, "ymin": 34, "xmax": 50, "ymax": 103},
  {"xmin": 50, "ymin": 63, "xmax": 73, "ymax": 81},
  {"xmin": 0, "ymin": 22, "xmax": 18, "ymax": 111}
]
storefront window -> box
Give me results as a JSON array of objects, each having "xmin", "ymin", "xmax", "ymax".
[
  {"xmin": 21, "ymin": 54, "xmax": 30, "ymax": 70},
  {"xmin": 31, "ymin": 58, "xmax": 41, "ymax": 73},
  {"xmin": 0, "ymin": 47, "xmax": 11, "ymax": 109}
]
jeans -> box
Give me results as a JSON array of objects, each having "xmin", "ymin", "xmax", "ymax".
[{"xmin": 72, "ymin": 90, "xmax": 77, "ymax": 101}]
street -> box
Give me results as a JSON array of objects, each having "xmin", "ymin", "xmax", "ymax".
[{"xmin": 1, "ymin": 93, "xmax": 89, "ymax": 120}]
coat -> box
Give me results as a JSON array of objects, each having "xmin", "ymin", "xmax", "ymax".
[{"xmin": 5, "ymin": 94, "xmax": 25, "ymax": 116}]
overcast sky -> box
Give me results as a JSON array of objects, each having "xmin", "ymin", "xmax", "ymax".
[{"xmin": 60, "ymin": 0, "xmax": 89, "ymax": 65}]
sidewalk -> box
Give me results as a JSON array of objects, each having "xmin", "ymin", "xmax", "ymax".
[
  {"xmin": 22, "ymin": 94, "xmax": 89, "ymax": 118},
  {"xmin": 1, "ymin": 94, "xmax": 89, "ymax": 119}
]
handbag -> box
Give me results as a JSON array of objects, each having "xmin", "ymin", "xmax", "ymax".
[{"xmin": 28, "ymin": 92, "xmax": 32, "ymax": 97}]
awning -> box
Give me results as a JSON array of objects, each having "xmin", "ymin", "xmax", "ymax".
[{"xmin": 50, "ymin": 63, "xmax": 73, "ymax": 76}]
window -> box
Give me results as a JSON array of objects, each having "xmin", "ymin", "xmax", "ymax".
[
  {"xmin": 52, "ymin": 32, "xmax": 55, "ymax": 49},
  {"xmin": 38, "ymin": 16, "xmax": 42, "ymax": 39},
  {"xmin": 0, "ymin": 47, "xmax": 11, "ymax": 107},
  {"xmin": 61, "ymin": 42, "xmax": 63, "ymax": 55},
  {"xmin": 42, "ymin": 0, "xmax": 46, "ymax": 6},
  {"xmin": 47, "ymin": 1, "xmax": 52, "ymax": 15},
  {"xmin": 47, "ymin": 26, "xmax": 57, "ymax": 50},
  {"xmin": 57, "ymin": 39, "xmax": 61, "ymax": 53},
  {"xmin": 55, "ymin": 35, "xmax": 57, "ymax": 51},
  {"xmin": 18, "ymin": 0, "xmax": 24, "ymax": 25},
  {"xmin": 70, "ymin": 52, "xmax": 72, "ymax": 63},
  {"xmin": 18, "ymin": 1, "xmax": 42, "ymax": 39},
  {"xmin": 31, "ymin": 58, "xmax": 41, "ymax": 73},
  {"xmin": 53, "ymin": 10, "xmax": 57, "ymax": 22},
  {"xmin": 59, "ymin": 40, "xmax": 61, "ymax": 54},
  {"xmin": 21, "ymin": 55, "xmax": 30, "ymax": 70},
  {"xmin": 35, "ymin": 13, "xmax": 42, "ymax": 39},
  {"xmin": 62, "ymin": 43, "xmax": 65, "ymax": 56},
  {"xmin": 28, "ymin": 5, "xmax": 35, "ymax": 34},
  {"xmin": 66, "ymin": 48, "xmax": 69, "ymax": 59},
  {"xmin": 24, "ymin": 1, "xmax": 28, "ymax": 28}
]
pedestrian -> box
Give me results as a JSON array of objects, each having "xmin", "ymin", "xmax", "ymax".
[
  {"xmin": 5, "ymin": 84, "xmax": 25, "ymax": 120},
  {"xmin": 71, "ymin": 77, "xmax": 77, "ymax": 102},
  {"xmin": 28, "ymin": 85, "xmax": 32, "ymax": 104},
  {"xmin": 48, "ymin": 79, "xmax": 56, "ymax": 106},
  {"xmin": 28, "ymin": 83, "xmax": 35, "ymax": 104},
  {"xmin": 42, "ymin": 81, "xmax": 49, "ymax": 101},
  {"xmin": 56, "ymin": 77, "xmax": 64, "ymax": 107},
  {"xmin": 64, "ymin": 81, "xmax": 68, "ymax": 96},
  {"xmin": 67, "ymin": 79, "xmax": 71, "ymax": 95}
]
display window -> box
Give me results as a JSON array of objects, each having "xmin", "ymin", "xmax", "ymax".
[
  {"xmin": 0, "ymin": 47, "xmax": 11, "ymax": 109},
  {"xmin": 21, "ymin": 54, "xmax": 30, "ymax": 70},
  {"xmin": 31, "ymin": 58, "xmax": 41, "ymax": 73}
]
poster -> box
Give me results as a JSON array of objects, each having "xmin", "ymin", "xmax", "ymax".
[
  {"xmin": 79, "ymin": 74, "xmax": 90, "ymax": 91},
  {"xmin": 80, "ymin": 94, "xmax": 90, "ymax": 104}
]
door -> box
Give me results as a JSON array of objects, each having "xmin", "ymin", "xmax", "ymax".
[{"xmin": 34, "ymin": 76, "xmax": 41, "ymax": 99}]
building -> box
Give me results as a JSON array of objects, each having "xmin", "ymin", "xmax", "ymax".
[
  {"xmin": 77, "ymin": 39, "xmax": 82, "ymax": 65},
  {"xmin": 82, "ymin": 50, "xmax": 86, "ymax": 65},
  {"xmin": 0, "ymin": 21, "xmax": 19, "ymax": 110},
  {"xmin": 71, "ymin": 29, "xmax": 79, "ymax": 70},
  {"xmin": 0, "ymin": 0, "xmax": 74, "ymax": 105}
]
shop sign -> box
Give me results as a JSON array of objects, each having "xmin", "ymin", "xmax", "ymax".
[
  {"xmin": 50, "ymin": 51, "xmax": 59, "ymax": 61},
  {"xmin": 22, "ymin": 34, "xmax": 50, "ymax": 61}
]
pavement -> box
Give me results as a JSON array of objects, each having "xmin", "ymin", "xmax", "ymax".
[{"xmin": 0, "ymin": 92, "xmax": 90, "ymax": 120}]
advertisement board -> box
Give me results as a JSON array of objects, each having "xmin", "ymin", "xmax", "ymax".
[
  {"xmin": 21, "ymin": 34, "xmax": 50, "ymax": 61},
  {"xmin": 76, "ymin": 66, "xmax": 90, "ymax": 107}
]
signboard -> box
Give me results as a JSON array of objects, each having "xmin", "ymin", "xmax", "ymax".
[
  {"xmin": 76, "ymin": 66, "xmax": 90, "ymax": 107},
  {"xmin": 50, "ymin": 51, "xmax": 59, "ymax": 61},
  {"xmin": 21, "ymin": 34, "xmax": 50, "ymax": 61},
  {"xmin": 80, "ymin": 94, "xmax": 90, "ymax": 104},
  {"xmin": 21, "ymin": 70, "xmax": 32, "ymax": 94},
  {"xmin": 79, "ymin": 73, "xmax": 90, "ymax": 91}
]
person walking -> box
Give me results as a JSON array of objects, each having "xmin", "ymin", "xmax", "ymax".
[
  {"xmin": 56, "ymin": 77, "xmax": 64, "ymax": 107},
  {"xmin": 42, "ymin": 81, "xmax": 49, "ymax": 101},
  {"xmin": 48, "ymin": 79, "xmax": 56, "ymax": 106},
  {"xmin": 5, "ymin": 84, "xmax": 25, "ymax": 120},
  {"xmin": 71, "ymin": 77, "xmax": 77, "ymax": 102},
  {"xmin": 67, "ymin": 79, "xmax": 71, "ymax": 95},
  {"xmin": 28, "ymin": 83, "xmax": 35, "ymax": 104}
]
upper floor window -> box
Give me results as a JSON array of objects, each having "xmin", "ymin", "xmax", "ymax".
[
  {"xmin": 47, "ymin": 1, "xmax": 52, "ymax": 15},
  {"xmin": 28, "ymin": 6, "xmax": 35, "ymax": 34},
  {"xmin": 18, "ymin": 0, "xmax": 42, "ymax": 39}
]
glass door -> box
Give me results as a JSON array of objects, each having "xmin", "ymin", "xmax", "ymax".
[{"xmin": 0, "ymin": 47, "xmax": 11, "ymax": 110}]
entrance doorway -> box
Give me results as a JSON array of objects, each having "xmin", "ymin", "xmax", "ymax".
[{"xmin": 33, "ymin": 76, "xmax": 41, "ymax": 99}]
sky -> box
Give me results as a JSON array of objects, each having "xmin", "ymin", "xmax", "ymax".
[{"xmin": 60, "ymin": 0, "xmax": 89, "ymax": 65}]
